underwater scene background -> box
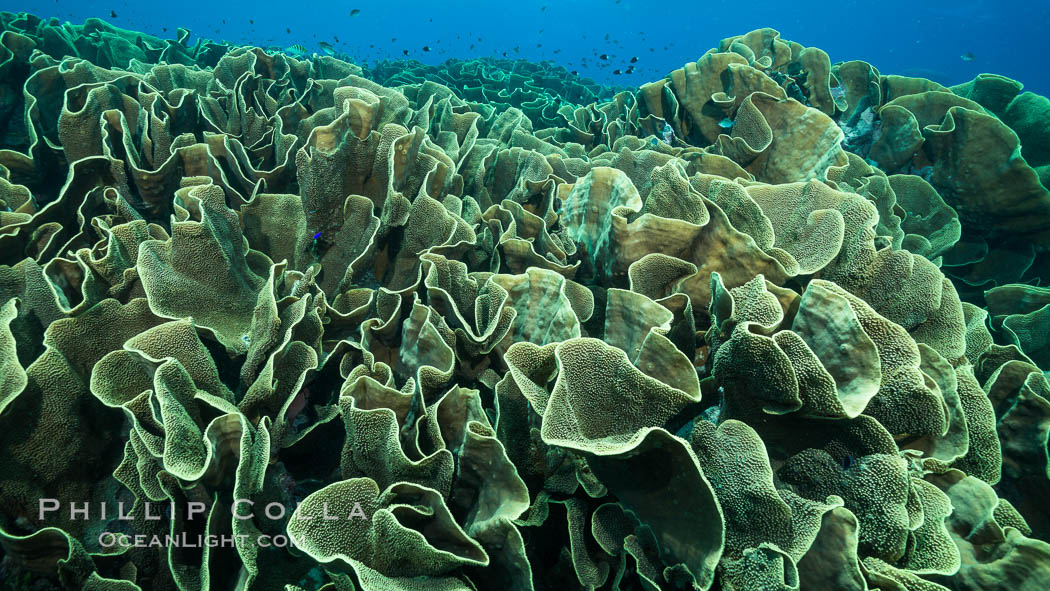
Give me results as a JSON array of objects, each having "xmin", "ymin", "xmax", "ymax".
[
  {"xmin": 1, "ymin": 0, "xmax": 1050, "ymax": 590},
  {"xmin": 13, "ymin": 0, "xmax": 1050, "ymax": 97}
]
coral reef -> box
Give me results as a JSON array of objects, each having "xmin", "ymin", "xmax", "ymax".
[
  {"xmin": 0, "ymin": 13, "xmax": 1049, "ymax": 591},
  {"xmin": 366, "ymin": 57, "xmax": 629, "ymax": 130}
]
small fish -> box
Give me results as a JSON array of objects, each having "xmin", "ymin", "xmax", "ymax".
[
  {"xmin": 249, "ymin": 19, "xmax": 254, "ymax": 24},
  {"xmin": 110, "ymin": 9, "xmax": 117, "ymax": 17},
  {"xmin": 599, "ymin": 54, "xmax": 609, "ymax": 60},
  {"xmin": 630, "ymin": 56, "xmax": 638, "ymax": 63},
  {"xmin": 286, "ymin": 27, "xmax": 291, "ymax": 33},
  {"xmin": 571, "ymin": 70, "xmax": 578, "ymax": 75},
  {"xmin": 350, "ymin": 8, "xmax": 361, "ymax": 16},
  {"xmin": 718, "ymin": 117, "xmax": 734, "ymax": 129},
  {"xmin": 286, "ymin": 44, "xmax": 308, "ymax": 56},
  {"xmin": 960, "ymin": 52, "xmax": 975, "ymax": 62},
  {"xmin": 422, "ymin": 45, "xmax": 431, "ymax": 52},
  {"xmin": 660, "ymin": 122, "xmax": 674, "ymax": 143},
  {"xmin": 319, "ymin": 41, "xmax": 335, "ymax": 55},
  {"xmin": 613, "ymin": 69, "xmax": 622, "ymax": 75},
  {"xmin": 403, "ymin": 49, "xmax": 409, "ymax": 55},
  {"xmin": 842, "ymin": 455, "xmax": 855, "ymax": 470},
  {"xmin": 312, "ymin": 231, "xmax": 323, "ymax": 240}
]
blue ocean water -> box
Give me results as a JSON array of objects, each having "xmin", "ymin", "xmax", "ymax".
[{"xmin": 17, "ymin": 0, "xmax": 1050, "ymax": 96}]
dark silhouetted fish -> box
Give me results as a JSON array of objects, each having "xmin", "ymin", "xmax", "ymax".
[
  {"xmin": 599, "ymin": 54, "xmax": 608, "ymax": 60},
  {"xmin": 423, "ymin": 45, "xmax": 431, "ymax": 52},
  {"xmin": 110, "ymin": 9, "xmax": 117, "ymax": 17},
  {"xmin": 350, "ymin": 8, "xmax": 361, "ymax": 16},
  {"xmin": 961, "ymin": 52, "xmax": 975, "ymax": 61},
  {"xmin": 630, "ymin": 56, "xmax": 638, "ymax": 63},
  {"xmin": 319, "ymin": 41, "xmax": 335, "ymax": 56}
]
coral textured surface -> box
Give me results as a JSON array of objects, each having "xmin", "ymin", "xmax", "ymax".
[{"xmin": 1, "ymin": 11, "xmax": 1050, "ymax": 591}]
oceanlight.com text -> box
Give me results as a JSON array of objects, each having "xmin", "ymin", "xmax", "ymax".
[{"xmin": 98, "ymin": 532, "xmax": 299, "ymax": 549}]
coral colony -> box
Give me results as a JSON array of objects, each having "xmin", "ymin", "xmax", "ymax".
[{"xmin": 1, "ymin": 12, "xmax": 1050, "ymax": 591}]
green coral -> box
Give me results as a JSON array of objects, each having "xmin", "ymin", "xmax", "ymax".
[{"xmin": 0, "ymin": 12, "xmax": 1048, "ymax": 591}]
